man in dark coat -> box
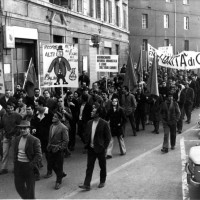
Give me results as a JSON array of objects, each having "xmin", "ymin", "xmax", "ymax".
[
  {"xmin": 79, "ymin": 71, "xmax": 90, "ymax": 87},
  {"xmin": 160, "ymin": 93, "xmax": 180, "ymax": 153},
  {"xmin": 0, "ymin": 89, "xmax": 17, "ymax": 109},
  {"xmin": 14, "ymin": 120, "xmax": 42, "ymax": 199},
  {"xmin": 31, "ymin": 96, "xmax": 53, "ymax": 178},
  {"xmin": 45, "ymin": 45, "xmax": 71, "ymax": 85},
  {"xmin": 77, "ymin": 94, "xmax": 92, "ymax": 145},
  {"xmin": 175, "ymin": 84, "xmax": 186, "ymax": 133},
  {"xmin": 134, "ymin": 87, "xmax": 146, "ymax": 131},
  {"xmin": 149, "ymin": 95, "xmax": 162, "ymax": 134},
  {"xmin": 79, "ymin": 103, "xmax": 111, "ymax": 190},
  {"xmin": 183, "ymin": 82, "xmax": 194, "ymax": 124}
]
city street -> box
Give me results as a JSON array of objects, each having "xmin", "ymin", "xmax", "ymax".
[{"xmin": 0, "ymin": 109, "xmax": 200, "ymax": 199}]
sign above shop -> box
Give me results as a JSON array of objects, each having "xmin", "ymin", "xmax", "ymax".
[
  {"xmin": 3, "ymin": 26, "xmax": 38, "ymax": 49},
  {"xmin": 3, "ymin": 26, "xmax": 15, "ymax": 48}
]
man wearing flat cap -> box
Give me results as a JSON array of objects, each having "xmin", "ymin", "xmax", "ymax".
[
  {"xmin": 46, "ymin": 111, "xmax": 69, "ymax": 190},
  {"xmin": 13, "ymin": 120, "xmax": 42, "ymax": 199},
  {"xmin": 45, "ymin": 45, "xmax": 71, "ymax": 85}
]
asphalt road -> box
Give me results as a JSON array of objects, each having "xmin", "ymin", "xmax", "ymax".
[{"xmin": 0, "ymin": 109, "xmax": 200, "ymax": 199}]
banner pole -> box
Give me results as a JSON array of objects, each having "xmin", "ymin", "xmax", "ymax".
[{"xmin": 23, "ymin": 57, "xmax": 32, "ymax": 89}]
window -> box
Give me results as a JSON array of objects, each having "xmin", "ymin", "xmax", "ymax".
[
  {"xmin": 142, "ymin": 39, "xmax": 148, "ymax": 51},
  {"xmin": 184, "ymin": 16, "xmax": 189, "ymax": 30},
  {"xmin": 123, "ymin": 4, "xmax": 127, "ymax": 29},
  {"xmin": 90, "ymin": 0, "xmax": 94, "ymax": 17},
  {"xmin": 108, "ymin": 1, "xmax": 112, "ymax": 23},
  {"xmin": 96, "ymin": 0, "xmax": 101, "ymax": 19},
  {"xmin": 104, "ymin": 0, "xmax": 107, "ymax": 21},
  {"xmin": 142, "ymin": 14, "xmax": 148, "ymax": 29},
  {"xmin": 50, "ymin": 0, "xmax": 61, "ymax": 5},
  {"xmin": 116, "ymin": 5, "xmax": 120, "ymax": 26},
  {"xmin": 60, "ymin": 0, "xmax": 72, "ymax": 9},
  {"xmin": 115, "ymin": 44, "xmax": 119, "ymax": 55},
  {"xmin": 77, "ymin": 0, "xmax": 82, "ymax": 12},
  {"xmin": 183, "ymin": 0, "xmax": 189, "ymax": 5},
  {"xmin": 164, "ymin": 14, "xmax": 169, "ymax": 28},
  {"xmin": 184, "ymin": 40, "xmax": 189, "ymax": 50},
  {"xmin": 164, "ymin": 39, "xmax": 169, "ymax": 46},
  {"xmin": 53, "ymin": 35, "xmax": 64, "ymax": 43},
  {"xmin": 73, "ymin": 38, "xmax": 78, "ymax": 45}
]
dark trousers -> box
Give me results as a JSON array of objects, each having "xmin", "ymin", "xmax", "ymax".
[
  {"xmin": 135, "ymin": 112, "xmax": 145, "ymax": 130},
  {"xmin": 153, "ymin": 121, "xmax": 159, "ymax": 132},
  {"xmin": 78, "ymin": 120, "xmax": 87, "ymax": 144},
  {"xmin": 184, "ymin": 102, "xmax": 193, "ymax": 122},
  {"xmin": 14, "ymin": 161, "xmax": 35, "ymax": 199},
  {"xmin": 126, "ymin": 112, "xmax": 136, "ymax": 134},
  {"xmin": 68, "ymin": 121, "xmax": 76, "ymax": 149},
  {"xmin": 48, "ymin": 151, "xmax": 64, "ymax": 183},
  {"xmin": 177, "ymin": 107, "xmax": 184, "ymax": 131},
  {"xmin": 162, "ymin": 123, "xmax": 177, "ymax": 149},
  {"xmin": 84, "ymin": 147, "xmax": 107, "ymax": 186}
]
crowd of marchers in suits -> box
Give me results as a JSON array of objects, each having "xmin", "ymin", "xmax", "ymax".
[{"xmin": 0, "ymin": 68, "xmax": 199, "ymax": 195}]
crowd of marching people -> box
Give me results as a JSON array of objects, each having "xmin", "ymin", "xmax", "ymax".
[{"xmin": 0, "ymin": 67, "xmax": 199, "ymax": 197}]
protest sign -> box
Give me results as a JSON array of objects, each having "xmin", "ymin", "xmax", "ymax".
[
  {"xmin": 96, "ymin": 55, "xmax": 118, "ymax": 72},
  {"xmin": 42, "ymin": 43, "xmax": 78, "ymax": 88}
]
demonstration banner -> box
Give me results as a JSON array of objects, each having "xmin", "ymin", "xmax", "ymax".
[
  {"xmin": 148, "ymin": 43, "xmax": 200, "ymax": 70},
  {"xmin": 157, "ymin": 51, "xmax": 200, "ymax": 70},
  {"xmin": 96, "ymin": 55, "xmax": 118, "ymax": 72},
  {"xmin": 42, "ymin": 43, "xmax": 78, "ymax": 88}
]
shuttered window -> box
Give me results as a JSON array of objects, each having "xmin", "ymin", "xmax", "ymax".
[
  {"xmin": 108, "ymin": 1, "xmax": 112, "ymax": 23},
  {"xmin": 90, "ymin": 0, "xmax": 94, "ymax": 17},
  {"xmin": 116, "ymin": 5, "xmax": 120, "ymax": 26},
  {"xmin": 104, "ymin": 0, "xmax": 107, "ymax": 21},
  {"xmin": 96, "ymin": 0, "xmax": 101, "ymax": 19},
  {"xmin": 77, "ymin": 0, "xmax": 82, "ymax": 12},
  {"xmin": 123, "ymin": 4, "xmax": 127, "ymax": 29}
]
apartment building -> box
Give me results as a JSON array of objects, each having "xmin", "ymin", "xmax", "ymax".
[
  {"xmin": 0, "ymin": 0, "xmax": 129, "ymax": 92},
  {"xmin": 129, "ymin": 0, "xmax": 200, "ymax": 65}
]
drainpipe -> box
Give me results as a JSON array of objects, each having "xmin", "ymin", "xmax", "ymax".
[{"xmin": 174, "ymin": 0, "xmax": 177, "ymax": 54}]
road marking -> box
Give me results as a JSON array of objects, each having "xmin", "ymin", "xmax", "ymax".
[
  {"xmin": 63, "ymin": 125, "xmax": 195, "ymax": 199},
  {"xmin": 180, "ymin": 137, "xmax": 190, "ymax": 200},
  {"xmin": 63, "ymin": 144, "xmax": 163, "ymax": 198}
]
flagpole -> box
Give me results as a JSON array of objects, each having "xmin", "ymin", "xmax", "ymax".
[
  {"xmin": 140, "ymin": 45, "xmax": 143, "ymax": 82},
  {"xmin": 23, "ymin": 57, "xmax": 32, "ymax": 89}
]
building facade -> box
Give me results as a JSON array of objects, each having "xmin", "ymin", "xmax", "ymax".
[
  {"xmin": 0, "ymin": 0, "xmax": 129, "ymax": 92},
  {"xmin": 129, "ymin": 0, "xmax": 200, "ymax": 66}
]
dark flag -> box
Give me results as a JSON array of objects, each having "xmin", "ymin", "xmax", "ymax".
[
  {"xmin": 146, "ymin": 54, "xmax": 159, "ymax": 96},
  {"xmin": 136, "ymin": 49, "xmax": 143, "ymax": 82},
  {"xmin": 123, "ymin": 46, "xmax": 138, "ymax": 91},
  {"xmin": 23, "ymin": 58, "xmax": 37, "ymax": 97}
]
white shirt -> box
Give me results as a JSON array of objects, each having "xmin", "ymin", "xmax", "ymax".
[
  {"xmin": 79, "ymin": 103, "xmax": 86, "ymax": 120},
  {"xmin": 37, "ymin": 107, "xmax": 49, "ymax": 121},
  {"xmin": 18, "ymin": 136, "xmax": 29, "ymax": 162},
  {"xmin": 90, "ymin": 119, "xmax": 99, "ymax": 148}
]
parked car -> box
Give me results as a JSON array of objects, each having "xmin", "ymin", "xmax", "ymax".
[{"xmin": 185, "ymin": 145, "xmax": 200, "ymax": 187}]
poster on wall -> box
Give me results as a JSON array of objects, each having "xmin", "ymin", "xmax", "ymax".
[
  {"xmin": 96, "ymin": 55, "xmax": 119, "ymax": 72},
  {"xmin": 41, "ymin": 43, "xmax": 78, "ymax": 88},
  {"xmin": 0, "ymin": 62, "xmax": 5, "ymax": 94}
]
